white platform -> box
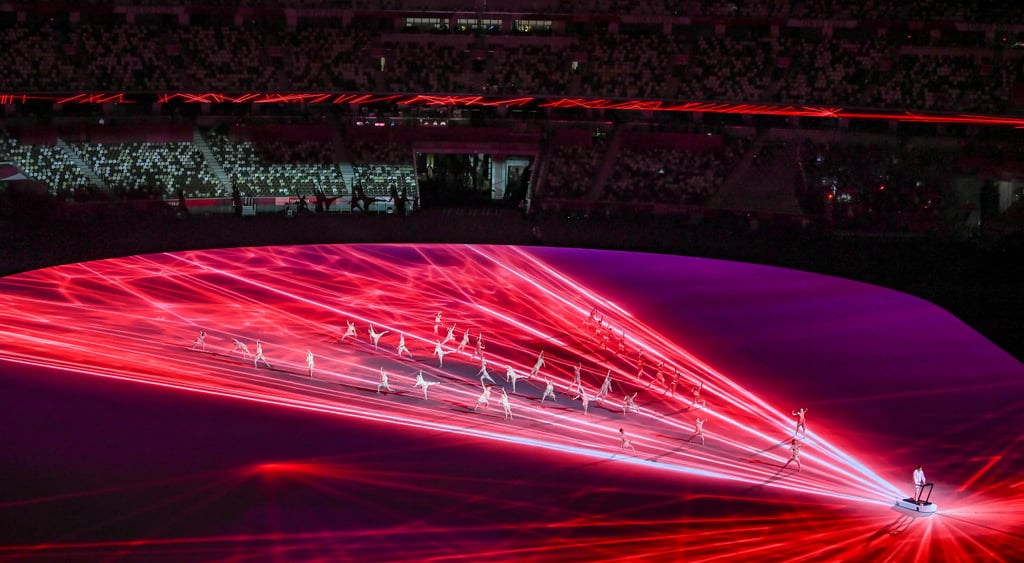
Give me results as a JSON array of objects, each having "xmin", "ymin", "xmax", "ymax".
[{"xmin": 895, "ymin": 498, "xmax": 938, "ymax": 514}]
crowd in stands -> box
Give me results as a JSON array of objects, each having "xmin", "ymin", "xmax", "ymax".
[
  {"xmin": 0, "ymin": 136, "xmax": 92, "ymax": 200},
  {"xmin": 574, "ymin": 31, "xmax": 671, "ymax": 100},
  {"xmin": 353, "ymin": 164, "xmax": 417, "ymax": 201},
  {"xmin": 669, "ymin": 32, "xmax": 779, "ymax": 104},
  {"xmin": 481, "ymin": 44, "xmax": 571, "ymax": 96},
  {"xmin": 278, "ymin": 27, "xmax": 377, "ymax": 93},
  {"xmin": 52, "ymin": 0, "xmax": 1024, "ymax": 23},
  {"xmin": 379, "ymin": 41, "xmax": 473, "ymax": 94},
  {"xmin": 204, "ymin": 132, "xmax": 347, "ymax": 197},
  {"xmin": 603, "ymin": 136, "xmax": 750, "ymax": 206},
  {"xmin": 347, "ymin": 141, "xmax": 411, "ymax": 166},
  {"xmin": 772, "ymin": 35, "xmax": 893, "ymax": 109},
  {"xmin": 254, "ymin": 139, "xmax": 335, "ymax": 164},
  {"xmin": 3, "ymin": 116, "xmax": 1020, "ymax": 239},
  {"xmin": 347, "ymin": 140, "xmax": 418, "ymax": 206},
  {"xmin": 542, "ymin": 143, "xmax": 608, "ymax": 200},
  {"xmin": 71, "ymin": 141, "xmax": 221, "ymax": 199},
  {"xmin": 2, "ymin": 17, "xmax": 1022, "ymax": 115}
]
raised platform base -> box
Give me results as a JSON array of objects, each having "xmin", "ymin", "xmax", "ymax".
[{"xmin": 895, "ymin": 498, "xmax": 938, "ymax": 514}]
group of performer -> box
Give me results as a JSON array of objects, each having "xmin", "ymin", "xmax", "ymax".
[{"xmin": 187, "ymin": 304, "xmax": 810, "ymax": 469}]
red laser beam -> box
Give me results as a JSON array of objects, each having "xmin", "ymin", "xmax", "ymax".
[
  {"xmin": 0, "ymin": 245, "xmax": 902, "ymax": 503},
  {"xmin": 5, "ymin": 91, "xmax": 1024, "ymax": 127}
]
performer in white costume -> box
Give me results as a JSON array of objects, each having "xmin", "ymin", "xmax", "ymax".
[
  {"xmin": 191, "ymin": 330, "xmax": 207, "ymax": 351},
  {"xmin": 501, "ymin": 388, "xmax": 513, "ymax": 420},
  {"xmin": 433, "ymin": 340, "xmax": 449, "ymax": 368},
  {"xmin": 413, "ymin": 370, "xmax": 441, "ymax": 400},
  {"xmin": 541, "ymin": 379, "xmax": 557, "ymax": 404},
  {"xmin": 623, "ymin": 391, "xmax": 639, "ymax": 415},
  {"xmin": 254, "ymin": 340, "xmax": 271, "ymax": 368},
  {"xmin": 396, "ymin": 333, "xmax": 412, "ymax": 358},
  {"xmin": 506, "ymin": 365, "xmax": 529, "ymax": 393},
  {"xmin": 530, "ymin": 351, "xmax": 546, "ymax": 378},
  {"xmin": 377, "ymin": 367, "xmax": 392, "ymax": 394},
  {"xmin": 368, "ymin": 325, "xmax": 389, "ymax": 351},
  {"xmin": 478, "ymin": 358, "xmax": 497, "ymax": 386},
  {"xmin": 340, "ymin": 320, "xmax": 358, "ymax": 341},
  {"xmin": 619, "ymin": 428, "xmax": 637, "ymax": 454},
  {"xmin": 231, "ymin": 338, "xmax": 251, "ymax": 359},
  {"xmin": 473, "ymin": 385, "xmax": 492, "ymax": 412}
]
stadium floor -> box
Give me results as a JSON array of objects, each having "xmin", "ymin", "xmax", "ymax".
[{"xmin": 1, "ymin": 244, "xmax": 1022, "ymax": 561}]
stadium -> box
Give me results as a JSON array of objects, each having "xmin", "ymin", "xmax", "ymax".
[{"xmin": 1, "ymin": 1, "xmax": 1023, "ymax": 561}]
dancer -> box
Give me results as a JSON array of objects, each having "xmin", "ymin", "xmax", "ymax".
[
  {"xmin": 623, "ymin": 391, "xmax": 639, "ymax": 415},
  {"xmin": 368, "ymin": 325, "xmax": 389, "ymax": 351},
  {"xmin": 540, "ymin": 379, "xmax": 557, "ymax": 404},
  {"xmin": 474, "ymin": 332, "xmax": 485, "ymax": 359},
  {"xmin": 619, "ymin": 428, "xmax": 637, "ymax": 454},
  {"xmin": 340, "ymin": 320, "xmax": 358, "ymax": 342},
  {"xmin": 442, "ymin": 324, "xmax": 457, "ymax": 345},
  {"xmin": 457, "ymin": 329, "xmax": 470, "ymax": 354},
  {"xmin": 478, "ymin": 358, "xmax": 496, "ymax": 386},
  {"xmin": 433, "ymin": 340, "xmax": 449, "ymax": 368},
  {"xmin": 616, "ymin": 332, "xmax": 626, "ymax": 357},
  {"xmin": 689, "ymin": 417, "xmax": 707, "ymax": 445},
  {"xmin": 473, "ymin": 385, "xmax": 492, "ymax": 412},
  {"xmin": 663, "ymin": 368, "xmax": 679, "ymax": 397},
  {"xmin": 567, "ymin": 363, "xmax": 583, "ymax": 398},
  {"xmin": 581, "ymin": 307, "xmax": 596, "ymax": 328},
  {"xmin": 649, "ymin": 361, "xmax": 665, "ymax": 388},
  {"xmin": 413, "ymin": 370, "xmax": 441, "ymax": 400},
  {"xmin": 530, "ymin": 351, "xmax": 546, "ymax": 378},
  {"xmin": 254, "ymin": 340, "xmax": 271, "ymax": 369},
  {"xmin": 596, "ymin": 370, "xmax": 614, "ymax": 402},
  {"xmin": 501, "ymin": 388, "xmax": 513, "ymax": 420},
  {"xmin": 690, "ymin": 381, "xmax": 706, "ymax": 408},
  {"xmin": 377, "ymin": 367, "xmax": 392, "ymax": 394},
  {"xmin": 396, "ymin": 333, "xmax": 412, "ymax": 358},
  {"xmin": 231, "ymin": 338, "xmax": 251, "ymax": 359},
  {"xmin": 784, "ymin": 438, "xmax": 802, "ymax": 471},
  {"xmin": 792, "ymin": 407, "xmax": 808, "ymax": 436},
  {"xmin": 580, "ymin": 389, "xmax": 593, "ymax": 415},
  {"xmin": 306, "ymin": 349, "xmax": 315, "ymax": 378},
  {"xmin": 433, "ymin": 311, "xmax": 443, "ymax": 335},
  {"xmin": 506, "ymin": 365, "xmax": 529, "ymax": 393},
  {"xmin": 191, "ymin": 330, "xmax": 207, "ymax": 351}
]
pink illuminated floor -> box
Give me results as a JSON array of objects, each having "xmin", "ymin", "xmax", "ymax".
[{"xmin": 0, "ymin": 244, "xmax": 1022, "ymax": 561}]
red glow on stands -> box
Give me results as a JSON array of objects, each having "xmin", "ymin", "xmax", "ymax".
[
  {"xmin": 540, "ymin": 99, "xmax": 847, "ymax": 118},
  {"xmin": 403, "ymin": 95, "xmax": 534, "ymax": 107},
  {"xmin": 0, "ymin": 93, "xmax": 130, "ymax": 105},
  {"xmin": 329, "ymin": 93, "xmax": 403, "ymax": 105},
  {"xmin": 262, "ymin": 93, "xmax": 332, "ymax": 104},
  {"xmin": 155, "ymin": 93, "xmax": 406, "ymax": 105},
  {"xmin": 0, "ymin": 94, "xmax": 28, "ymax": 105},
  {"xmin": 5, "ymin": 91, "xmax": 1024, "ymax": 128},
  {"xmin": 54, "ymin": 93, "xmax": 130, "ymax": 104}
]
